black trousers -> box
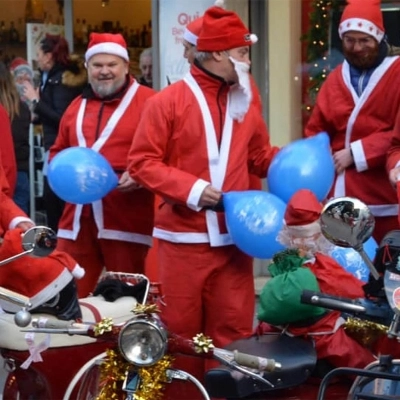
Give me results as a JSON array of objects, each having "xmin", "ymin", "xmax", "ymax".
[{"xmin": 43, "ymin": 177, "xmax": 65, "ymax": 232}]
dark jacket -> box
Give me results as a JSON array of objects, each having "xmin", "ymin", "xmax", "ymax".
[
  {"xmin": 34, "ymin": 55, "xmax": 87, "ymax": 150},
  {"xmin": 11, "ymin": 101, "xmax": 31, "ymax": 172}
]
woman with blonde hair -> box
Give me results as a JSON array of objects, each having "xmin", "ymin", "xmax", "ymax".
[{"xmin": 0, "ymin": 62, "xmax": 30, "ymax": 214}]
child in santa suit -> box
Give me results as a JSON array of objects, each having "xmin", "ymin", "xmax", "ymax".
[
  {"xmin": 0, "ymin": 228, "xmax": 85, "ymax": 320},
  {"xmin": 257, "ymin": 189, "xmax": 376, "ymax": 369}
]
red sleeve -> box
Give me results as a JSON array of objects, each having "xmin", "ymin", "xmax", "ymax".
[
  {"xmin": 387, "ymin": 106, "xmax": 400, "ymax": 171},
  {"xmin": 0, "ymin": 105, "xmax": 17, "ymax": 195}
]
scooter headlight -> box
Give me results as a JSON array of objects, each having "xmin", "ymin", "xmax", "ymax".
[{"xmin": 118, "ymin": 315, "xmax": 167, "ymax": 366}]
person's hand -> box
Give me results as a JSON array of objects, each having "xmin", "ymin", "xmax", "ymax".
[
  {"xmin": 198, "ymin": 185, "xmax": 222, "ymax": 208},
  {"xmin": 333, "ymin": 148, "xmax": 353, "ymax": 174},
  {"xmin": 117, "ymin": 171, "xmax": 142, "ymax": 192},
  {"xmin": 15, "ymin": 221, "xmax": 35, "ymax": 232},
  {"xmin": 389, "ymin": 166, "xmax": 400, "ymax": 187},
  {"xmin": 22, "ymin": 81, "xmax": 39, "ymax": 102}
]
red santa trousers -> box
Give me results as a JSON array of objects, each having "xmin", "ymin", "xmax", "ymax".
[
  {"xmin": 57, "ymin": 213, "xmax": 149, "ymax": 298},
  {"xmin": 158, "ymin": 240, "xmax": 255, "ymax": 400}
]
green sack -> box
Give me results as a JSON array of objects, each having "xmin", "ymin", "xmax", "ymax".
[{"xmin": 257, "ymin": 249, "xmax": 326, "ymax": 325}]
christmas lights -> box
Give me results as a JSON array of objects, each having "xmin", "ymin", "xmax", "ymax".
[{"xmin": 302, "ymin": 0, "xmax": 344, "ymax": 115}]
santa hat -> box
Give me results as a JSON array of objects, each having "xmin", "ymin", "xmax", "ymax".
[
  {"xmin": 85, "ymin": 32, "xmax": 129, "ymax": 62},
  {"xmin": 284, "ymin": 189, "xmax": 322, "ymax": 237},
  {"xmin": 197, "ymin": 6, "xmax": 258, "ymax": 52},
  {"xmin": 183, "ymin": 18, "xmax": 203, "ymax": 46},
  {"xmin": 339, "ymin": 0, "xmax": 384, "ymax": 43},
  {"xmin": 9, "ymin": 57, "xmax": 33, "ymax": 78},
  {"xmin": 0, "ymin": 228, "xmax": 85, "ymax": 312},
  {"xmin": 183, "ymin": 0, "xmax": 226, "ymax": 46},
  {"xmin": 10, "ymin": 57, "xmax": 30, "ymax": 72}
]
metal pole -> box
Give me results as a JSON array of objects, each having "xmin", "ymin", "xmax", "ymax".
[
  {"xmin": 28, "ymin": 123, "xmax": 35, "ymax": 220},
  {"xmin": 63, "ymin": 0, "xmax": 74, "ymax": 52}
]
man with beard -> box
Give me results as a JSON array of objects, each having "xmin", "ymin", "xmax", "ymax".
[
  {"xmin": 127, "ymin": 6, "xmax": 279, "ymax": 399},
  {"xmin": 305, "ymin": 0, "xmax": 400, "ymax": 242},
  {"xmin": 49, "ymin": 33, "xmax": 156, "ymax": 297}
]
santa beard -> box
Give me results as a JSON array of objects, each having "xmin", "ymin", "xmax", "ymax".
[
  {"xmin": 228, "ymin": 57, "xmax": 253, "ymax": 122},
  {"xmin": 343, "ymin": 44, "xmax": 380, "ymax": 70},
  {"xmin": 278, "ymin": 226, "xmax": 334, "ymax": 259}
]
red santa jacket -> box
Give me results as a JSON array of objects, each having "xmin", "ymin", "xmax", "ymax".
[
  {"xmin": 50, "ymin": 77, "xmax": 156, "ymax": 245},
  {"xmin": 128, "ymin": 64, "xmax": 279, "ymax": 247},
  {"xmin": 387, "ymin": 98, "xmax": 400, "ymax": 172},
  {"xmin": 0, "ymin": 228, "xmax": 84, "ymax": 311},
  {"xmin": 0, "ymin": 104, "xmax": 17, "ymax": 195},
  {"xmin": 305, "ymin": 57, "xmax": 400, "ymax": 218}
]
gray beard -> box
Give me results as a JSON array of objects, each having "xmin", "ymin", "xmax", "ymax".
[{"xmin": 91, "ymin": 79, "xmax": 124, "ymax": 98}]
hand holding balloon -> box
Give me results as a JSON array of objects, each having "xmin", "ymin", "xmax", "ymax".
[
  {"xmin": 48, "ymin": 147, "xmax": 118, "ymax": 204},
  {"xmin": 117, "ymin": 171, "xmax": 142, "ymax": 193}
]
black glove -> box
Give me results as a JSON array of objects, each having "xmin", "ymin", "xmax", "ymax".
[{"xmin": 93, "ymin": 278, "xmax": 147, "ymax": 303}]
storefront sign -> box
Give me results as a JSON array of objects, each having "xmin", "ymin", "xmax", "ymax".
[{"xmin": 26, "ymin": 23, "xmax": 64, "ymax": 67}]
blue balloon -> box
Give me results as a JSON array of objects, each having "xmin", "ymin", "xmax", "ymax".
[
  {"xmin": 330, "ymin": 236, "xmax": 378, "ymax": 282},
  {"xmin": 267, "ymin": 132, "xmax": 335, "ymax": 203},
  {"xmin": 48, "ymin": 147, "xmax": 118, "ymax": 204},
  {"xmin": 223, "ymin": 190, "xmax": 286, "ymax": 259}
]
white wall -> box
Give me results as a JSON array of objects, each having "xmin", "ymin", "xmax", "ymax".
[{"xmin": 268, "ymin": 0, "xmax": 303, "ymax": 146}]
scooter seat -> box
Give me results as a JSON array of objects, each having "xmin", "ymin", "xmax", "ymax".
[
  {"xmin": 205, "ymin": 334, "xmax": 316, "ymax": 399},
  {"xmin": 0, "ymin": 294, "xmax": 137, "ymax": 351}
]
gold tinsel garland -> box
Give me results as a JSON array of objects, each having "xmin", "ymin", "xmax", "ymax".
[
  {"xmin": 344, "ymin": 317, "xmax": 388, "ymax": 348},
  {"xmin": 96, "ymin": 349, "xmax": 130, "ymax": 400},
  {"xmin": 95, "ymin": 349, "xmax": 174, "ymax": 400},
  {"xmin": 134, "ymin": 355, "xmax": 174, "ymax": 400}
]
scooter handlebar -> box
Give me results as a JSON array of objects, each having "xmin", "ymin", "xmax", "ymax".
[
  {"xmin": 301, "ymin": 290, "xmax": 367, "ymax": 314},
  {"xmin": 233, "ymin": 350, "xmax": 281, "ymax": 372},
  {"xmin": 32, "ymin": 318, "xmax": 76, "ymax": 329}
]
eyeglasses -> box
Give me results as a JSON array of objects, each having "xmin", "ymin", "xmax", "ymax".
[{"xmin": 342, "ymin": 35, "xmax": 376, "ymax": 48}]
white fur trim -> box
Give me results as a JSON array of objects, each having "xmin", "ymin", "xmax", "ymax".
[
  {"xmin": 9, "ymin": 217, "xmax": 34, "ymax": 230},
  {"xmin": 72, "ymin": 263, "xmax": 85, "ymax": 279},
  {"xmin": 285, "ymin": 220, "xmax": 321, "ymax": 238},
  {"xmin": 250, "ymin": 33, "xmax": 258, "ymax": 44},
  {"xmin": 183, "ymin": 29, "xmax": 198, "ymax": 46},
  {"xmin": 214, "ymin": 0, "xmax": 225, "ymax": 7},
  {"xmin": 85, "ymin": 42, "xmax": 129, "ymax": 62},
  {"xmin": 339, "ymin": 18, "xmax": 384, "ymax": 43},
  {"xmin": 187, "ymin": 179, "xmax": 210, "ymax": 211}
]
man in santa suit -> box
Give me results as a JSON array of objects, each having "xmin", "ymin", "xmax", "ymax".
[
  {"xmin": 50, "ymin": 33, "xmax": 156, "ymax": 298},
  {"xmin": 257, "ymin": 189, "xmax": 376, "ymax": 369},
  {"xmin": 182, "ymin": 1, "xmax": 263, "ymax": 190},
  {"xmin": 304, "ymin": 0, "xmax": 400, "ymax": 243},
  {"xmin": 127, "ymin": 5, "xmax": 279, "ymax": 396}
]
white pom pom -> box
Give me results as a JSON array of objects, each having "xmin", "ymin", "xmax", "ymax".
[
  {"xmin": 214, "ymin": 0, "xmax": 225, "ymax": 8},
  {"xmin": 250, "ymin": 33, "xmax": 258, "ymax": 44}
]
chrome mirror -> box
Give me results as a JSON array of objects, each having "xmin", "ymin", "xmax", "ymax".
[
  {"xmin": 320, "ymin": 197, "xmax": 379, "ymax": 280},
  {"xmin": 22, "ymin": 226, "xmax": 57, "ymax": 257},
  {"xmin": 0, "ymin": 226, "xmax": 57, "ymax": 267}
]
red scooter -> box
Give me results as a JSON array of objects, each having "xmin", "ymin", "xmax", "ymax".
[{"xmin": 0, "ymin": 226, "xmax": 281, "ymax": 399}]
